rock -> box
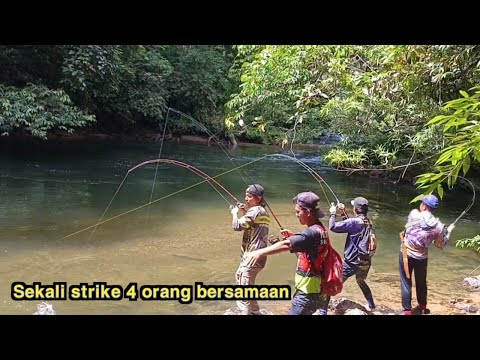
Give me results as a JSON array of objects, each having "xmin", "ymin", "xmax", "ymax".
[
  {"xmin": 449, "ymin": 298, "xmax": 463, "ymax": 304},
  {"xmin": 462, "ymin": 276, "xmax": 480, "ymax": 289},
  {"xmin": 345, "ymin": 308, "xmax": 367, "ymax": 315},
  {"xmin": 33, "ymin": 302, "xmax": 56, "ymax": 315},
  {"xmin": 223, "ymin": 308, "xmax": 273, "ymax": 315},
  {"xmin": 330, "ymin": 298, "xmax": 370, "ymax": 315},
  {"xmin": 454, "ymin": 303, "xmax": 478, "ymax": 313}
]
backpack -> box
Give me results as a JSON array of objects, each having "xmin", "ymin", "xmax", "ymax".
[
  {"xmin": 320, "ymin": 232, "xmax": 343, "ymax": 296},
  {"xmin": 356, "ymin": 218, "xmax": 377, "ymax": 257}
]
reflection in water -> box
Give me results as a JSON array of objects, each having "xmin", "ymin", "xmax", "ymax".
[{"xmin": 0, "ymin": 141, "xmax": 479, "ymax": 314}]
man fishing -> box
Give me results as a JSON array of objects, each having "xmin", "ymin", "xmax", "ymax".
[
  {"xmin": 328, "ymin": 197, "xmax": 376, "ymax": 312},
  {"xmin": 399, "ymin": 194, "xmax": 455, "ymax": 315},
  {"xmin": 230, "ymin": 184, "xmax": 270, "ymax": 315},
  {"xmin": 243, "ymin": 191, "xmax": 330, "ymax": 315}
]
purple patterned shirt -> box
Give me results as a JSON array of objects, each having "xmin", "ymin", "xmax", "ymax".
[{"xmin": 402, "ymin": 209, "xmax": 448, "ymax": 259}]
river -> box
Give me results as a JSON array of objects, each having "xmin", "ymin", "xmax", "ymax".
[{"xmin": 1, "ymin": 140, "xmax": 478, "ymax": 314}]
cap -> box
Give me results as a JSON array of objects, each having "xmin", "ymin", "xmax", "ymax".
[
  {"xmin": 350, "ymin": 196, "xmax": 369, "ymax": 214},
  {"xmin": 418, "ymin": 194, "xmax": 439, "ymax": 209},
  {"xmin": 293, "ymin": 191, "xmax": 325, "ymax": 218},
  {"xmin": 246, "ymin": 184, "xmax": 264, "ymax": 197}
]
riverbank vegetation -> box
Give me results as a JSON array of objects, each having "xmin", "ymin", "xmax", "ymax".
[{"xmin": 1, "ymin": 45, "xmax": 479, "ymax": 252}]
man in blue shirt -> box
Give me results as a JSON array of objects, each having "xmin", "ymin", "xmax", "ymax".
[{"xmin": 329, "ymin": 197, "xmax": 376, "ymax": 311}]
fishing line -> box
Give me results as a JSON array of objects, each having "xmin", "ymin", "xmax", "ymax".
[
  {"xmin": 168, "ymin": 108, "xmax": 251, "ymax": 184},
  {"xmin": 168, "ymin": 108, "xmax": 284, "ymax": 229},
  {"xmin": 60, "ymin": 155, "xmax": 270, "ymax": 241},
  {"xmin": 86, "ymin": 158, "xmax": 243, "ymax": 241},
  {"xmin": 450, "ymin": 176, "xmax": 476, "ymax": 227},
  {"xmin": 264, "ymin": 153, "xmax": 349, "ymax": 219},
  {"xmin": 144, "ymin": 107, "xmax": 171, "ymax": 233}
]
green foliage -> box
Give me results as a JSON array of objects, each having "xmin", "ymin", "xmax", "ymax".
[
  {"xmin": 324, "ymin": 148, "xmax": 368, "ymax": 168},
  {"xmin": 455, "ymin": 235, "xmax": 480, "ymax": 253},
  {"xmin": 61, "ymin": 45, "xmax": 173, "ymax": 125},
  {"xmin": 415, "ymin": 86, "xmax": 480, "ymax": 197},
  {"xmin": 414, "ymin": 86, "xmax": 480, "ymax": 254},
  {"xmin": 0, "ymin": 84, "xmax": 95, "ymax": 139},
  {"xmin": 0, "ymin": 45, "xmax": 236, "ymax": 137},
  {"xmin": 163, "ymin": 45, "xmax": 235, "ymax": 134},
  {"xmin": 227, "ymin": 45, "xmax": 480, "ymax": 162}
]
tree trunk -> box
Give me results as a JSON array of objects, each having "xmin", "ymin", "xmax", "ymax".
[{"xmin": 228, "ymin": 133, "xmax": 238, "ymax": 148}]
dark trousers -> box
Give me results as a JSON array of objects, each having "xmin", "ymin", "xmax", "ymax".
[
  {"xmin": 399, "ymin": 252, "xmax": 428, "ymax": 311},
  {"xmin": 318, "ymin": 257, "xmax": 375, "ymax": 313},
  {"xmin": 290, "ymin": 291, "xmax": 329, "ymax": 315},
  {"xmin": 343, "ymin": 257, "xmax": 376, "ymax": 309}
]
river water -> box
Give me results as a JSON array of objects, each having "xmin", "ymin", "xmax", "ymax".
[{"xmin": 1, "ymin": 140, "xmax": 478, "ymax": 314}]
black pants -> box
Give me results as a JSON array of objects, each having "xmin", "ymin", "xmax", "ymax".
[
  {"xmin": 343, "ymin": 257, "xmax": 375, "ymax": 309},
  {"xmin": 399, "ymin": 252, "xmax": 428, "ymax": 311},
  {"xmin": 320, "ymin": 257, "xmax": 375, "ymax": 312}
]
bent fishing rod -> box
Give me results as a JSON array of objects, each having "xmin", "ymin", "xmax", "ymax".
[
  {"xmin": 62, "ymin": 155, "xmax": 272, "ymax": 241},
  {"xmin": 130, "ymin": 158, "xmax": 242, "ymax": 205},
  {"xmin": 264, "ymin": 153, "xmax": 349, "ymax": 219},
  {"xmin": 450, "ymin": 176, "xmax": 476, "ymax": 228},
  {"xmin": 134, "ymin": 159, "xmax": 284, "ymax": 230},
  {"xmin": 86, "ymin": 157, "xmax": 245, "ymax": 242},
  {"xmin": 166, "ymin": 108, "xmax": 285, "ymax": 230}
]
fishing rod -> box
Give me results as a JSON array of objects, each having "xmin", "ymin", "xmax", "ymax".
[
  {"xmin": 167, "ymin": 108, "xmax": 251, "ymax": 184},
  {"xmin": 87, "ymin": 157, "xmax": 244, "ymax": 242},
  {"xmin": 264, "ymin": 153, "xmax": 349, "ymax": 219},
  {"xmin": 450, "ymin": 176, "xmax": 476, "ymax": 228},
  {"xmin": 167, "ymin": 108, "xmax": 285, "ymax": 230},
  {"xmin": 62, "ymin": 155, "xmax": 271, "ymax": 241},
  {"xmin": 129, "ymin": 158, "xmax": 242, "ymax": 205}
]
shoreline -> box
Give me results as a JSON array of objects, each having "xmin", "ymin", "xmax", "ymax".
[{"xmin": 258, "ymin": 272, "xmax": 480, "ymax": 315}]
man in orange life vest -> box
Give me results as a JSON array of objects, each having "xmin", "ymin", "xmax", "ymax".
[{"xmin": 244, "ymin": 191, "xmax": 330, "ymax": 315}]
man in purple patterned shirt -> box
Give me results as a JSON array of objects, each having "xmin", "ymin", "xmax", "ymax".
[{"xmin": 399, "ymin": 194, "xmax": 455, "ymax": 315}]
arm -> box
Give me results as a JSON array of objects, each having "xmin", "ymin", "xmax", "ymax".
[
  {"xmin": 434, "ymin": 222, "xmax": 454, "ymax": 249},
  {"xmin": 329, "ymin": 214, "xmax": 353, "ymax": 233},
  {"xmin": 243, "ymin": 239, "xmax": 292, "ymax": 266},
  {"xmin": 231, "ymin": 206, "xmax": 254, "ymax": 231}
]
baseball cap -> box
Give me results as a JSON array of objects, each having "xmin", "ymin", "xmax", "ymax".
[
  {"xmin": 418, "ymin": 194, "xmax": 439, "ymax": 209},
  {"xmin": 246, "ymin": 184, "xmax": 264, "ymax": 197},
  {"xmin": 350, "ymin": 196, "xmax": 369, "ymax": 213},
  {"xmin": 293, "ymin": 191, "xmax": 325, "ymax": 218}
]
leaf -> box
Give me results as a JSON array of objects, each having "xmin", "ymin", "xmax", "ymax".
[
  {"xmin": 452, "ymin": 164, "xmax": 461, "ymax": 185},
  {"xmin": 409, "ymin": 194, "xmax": 424, "ymax": 204},
  {"xmin": 460, "ymin": 90, "xmax": 469, "ymax": 98},
  {"xmin": 258, "ymin": 124, "xmax": 266, "ymax": 132},
  {"xmin": 437, "ymin": 183, "xmax": 444, "ymax": 199},
  {"xmin": 427, "ymin": 115, "xmax": 447, "ymax": 125},
  {"xmin": 224, "ymin": 117, "xmax": 235, "ymax": 129},
  {"xmin": 463, "ymin": 153, "xmax": 471, "ymax": 175},
  {"xmin": 473, "ymin": 147, "xmax": 480, "ymax": 162}
]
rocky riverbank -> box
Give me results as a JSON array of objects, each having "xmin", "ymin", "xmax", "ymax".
[{"xmin": 221, "ymin": 274, "xmax": 480, "ymax": 316}]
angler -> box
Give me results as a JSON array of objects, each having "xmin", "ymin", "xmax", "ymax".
[{"xmin": 399, "ymin": 194, "xmax": 454, "ymax": 315}]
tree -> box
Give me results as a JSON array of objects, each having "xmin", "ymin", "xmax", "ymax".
[
  {"xmin": 415, "ymin": 86, "xmax": 480, "ymax": 253},
  {"xmin": 0, "ymin": 84, "xmax": 95, "ymax": 139}
]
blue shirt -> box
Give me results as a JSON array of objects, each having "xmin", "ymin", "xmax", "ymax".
[{"xmin": 329, "ymin": 213, "xmax": 369, "ymax": 265}]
